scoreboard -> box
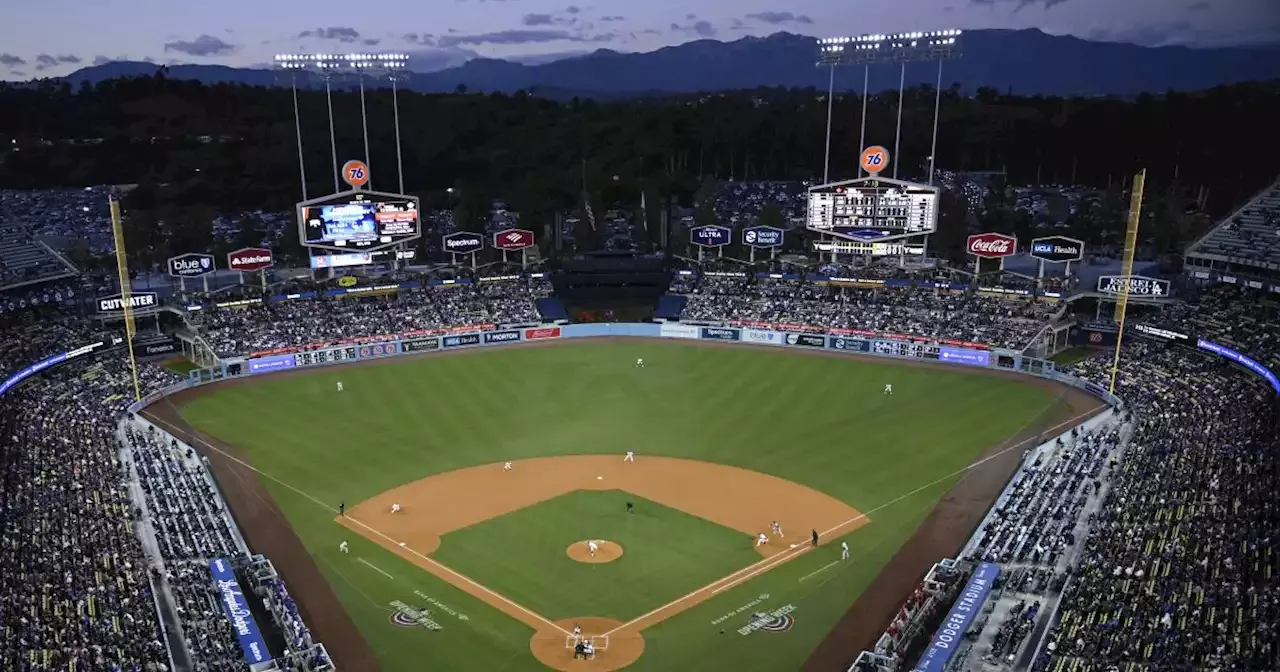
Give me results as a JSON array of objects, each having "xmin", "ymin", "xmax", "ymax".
[
  {"xmin": 296, "ymin": 190, "xmax": 422, "ymax": 253},
  {"xmin": 807, "ymin": 177, "xmax": 938, "ymax": 242}
]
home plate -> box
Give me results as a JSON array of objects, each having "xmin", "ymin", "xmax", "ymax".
[{"xmin": 597, "ymin": 476, "xmax": 603, "ymax": 480}]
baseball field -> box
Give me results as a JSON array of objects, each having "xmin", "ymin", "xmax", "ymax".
[{"xmin": 143, "ymin": 338, "xmax": 1102, "ymax": 671}]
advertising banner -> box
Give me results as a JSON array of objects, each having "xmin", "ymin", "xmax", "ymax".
[
  {"xmin": 1130, "ymin": 323, "xmax": 1190, "ymax": 344},
  {"xmin": 524, "ymin": 327, "xmax": 561, "ymax": 340},
  {"xmin": 402, "ymin": 337, "xmax": 440, "ymax": 353},
  {"xmin": 208, "ymin": 558, "xmax": 273, "ymax": 665},
  {"xmin": 167, "ymin": 253, "xmax": 216, "ymax": 277},
  {"xmin": 784, "ymin": 333, "xmax": 826, "ymax": 348},
  {"xmin": 690, "ymin": 225, "xmax": 732, "ymax": 248},
  {"xmin": 248, "ymin": 354, "xmax": 296, "ymax": 374},
  {"xmin": 660, "ymin": 323, "xmax": 700, "ymax": 339},
  {"xmin": 357, "ymin": 341, "xmax": 400, "ymax": 358},
  {"xmin": 699, "ymin": 327, "xmax": 740, "ymax": 341},
  {"xmin": 443, "ymin": 334, "xmax": 481, "ymax": 348},
  {"xmin": 913, "ymin": 563, "xmax": 1000, "ymax": 672},
  {"xmin": 742, "ymin": 328, "xmax": 782, "ymax": 345},
  {"xmin": 1075, "ymin": 328, "xmax": 1118, "ymax": 347},
  {"xmin": 227, "ymin": 247, "xmax": 274, "ymax": 272},
  {"xmin": 965, "ymin": 233, "xmax": 1017, "ymax": 259},
  {"xmin": 743, "ymin": 226, "xmax": 784, "ymax": 248},
  {"xmin": 493, "ymin": 228, "xmax": 535, "ymax": 251},
  {"xmin": 483, "ymin": 330, "xmax": 522, "ymax": 344},
  {"xmin": 442, "ymin": 231, "xmax": 484, "ymax": 254},
  {"xmin": 1097, "ymin": 275, "xmax": 1170, "ymax": 297},
  {"xmin": 139, "ymin": 340, "xmax": 179, "ymax": 357},
  {"xmin": 1029, "ymin": 236, "xmax": 1084, "ymax": 263},
  {"xmin": 98, "ymin": 292, "xmax": 159, "ymax": 313},
  {"xmin": 1197, "ymin": 339, "xmax": 1280, "ymax": 394},
  {"xmin": 828, "ymin": 337, "xmax": 871, "ymax": 352},
  {"xmin": 938, "ymin": 347, "xmax": 991, "ymax": 367}
]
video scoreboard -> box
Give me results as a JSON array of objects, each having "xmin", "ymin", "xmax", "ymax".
[
  {"xmin": 807, "ymin": 177, "xmax": 938, "ymax": 242},
  {"xmin": 296, "ymin": 190, "xmax": 421, "ymax": 253}
]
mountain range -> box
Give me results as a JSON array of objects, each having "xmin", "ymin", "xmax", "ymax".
[{"xmin": 60, "ymin": 30, "xmax": 1280, "ymax": 98}]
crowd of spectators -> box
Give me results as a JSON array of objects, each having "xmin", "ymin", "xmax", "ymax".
[
  {"xmin": 1036, "ymin": 331, "xmax": 1278, "ymax": 670},
  {"xmin": 675, "ymin": 272, "xmax": 1059, "ymax": 349},
  {"xmin": 196, "ymin": 277, "xmax": 550, "ymax": 356}
]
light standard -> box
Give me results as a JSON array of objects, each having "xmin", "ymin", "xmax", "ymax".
[
  {"xmin": 273, "ymin": 52, "xmax": 411, "ymax": 196},
  {"xmin": 816, "ymin": 30, "xmax": 961, "ymax": 185}
]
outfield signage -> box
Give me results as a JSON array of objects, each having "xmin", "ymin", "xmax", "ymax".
[
  {"xmin": 442, "ymin": 231, "xmax": 484, "ymax": 254},
  {"xmin": 228, "ymin": 247, "xmax": 274, "ymax": 272},
  {"xmin": 248, "ymin": 354, "xmax": 296, "ymax": 374},
  {"xmin": 1097, "ymin": 275, "xmax": 1170, "ymax": 297},
  {"xmin": 660, "ymin": 323, "xmax": 700, "ymax": 339},
  {"xmin": 139, "ymin": 340, "xmax": 179, "ymax": 357},
  {"xmin": 742, "ymin": 328, "xmax": 782, "ymax": 344},
  {"xmin": 402, "ymin": 337, "xmax": 440, "ymax": 352},
  {"xmin": 913, "ymin": 563, "xmax": 999, "ymax": 672},
  {"xmin": 1131, "ymin": 323, "xmax": 1190, "ymax": 343},
  {"xmin": 209, "ymin": 558, "xmax": 273, "ymax": 665},
  {"xmin": 357, "ymin": 341, "xmax": 400, "ymax": 358},
  {"xmin": 700, "ymin": 327, "xmax": 740, "ymax": 341},
  {"xmin": 938, "ymin": 347, "xmax": 990, "ymax": 367},
  {"xmin": 743, "ymin": 226, "xmax": 784, "ymax": 248},
  {"xmin": 784, "ymin": 333, "xmax": 826, "ymax": 348},
  {"xmin": 828, "ymin": 337, "xmax": 871, "ymax": 352},
  {"xmin": 493, "ymin": 228, "xmax": 535, "ymax": 251},
  {"xmin": 965, "ymin": 233, "xmax": 1017, "ymax": 259},
  {"xmin": 690, "ymin": 225, "xmax": 731, "ymax": 248},
  {"xmin": 525, "ymin": 327, "xmax": 561, "ymax": 340},
  {"xmin": 1029, "ymin": 236, "xmax": 1083, "ymax": 264},
  {"xmin": 443, "ymin": 334, "xmax": 481, "ymax": 348},
  {"xmin": 484, "ymin": 330, "xmax": 521, "ymax": 343},
  {"xmin": 98, "ymin": 292, "xmax": 158, "ymax": 313},
  {"xmin": 167, "ymin": 253, "xmax": 216, "ymax": 277}
]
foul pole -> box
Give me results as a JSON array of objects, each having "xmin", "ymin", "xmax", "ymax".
[
  {"xmin": 1108, "ymin": 169, "xmax": 1146, "ymax": 396},
  {"xmin": 109, "ymin": 196, "xmax": 142, "ymax": 402}
]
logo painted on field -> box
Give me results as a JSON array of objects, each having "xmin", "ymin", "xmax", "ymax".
[
  {"xmin": 737, "ymin": 604, "xmax": 797, "ymax": 635},
  {"xmin": 389, "ymin": 601, "xmax": 442, "ymax": 631}
]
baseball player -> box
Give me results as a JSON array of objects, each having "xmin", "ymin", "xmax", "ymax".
[
  {"xmin": 756, "ymin": 532, "xmax": 768, "ymax": 547},
  {"xmin": 624, "ymin": 451, "xmax": 635, "ymax": 462},
  {"xmin": 841, "ymin": 541, "xmax": 850, "ymax": 560},
  {"xmin": 884, "ymin": 383, "xmax": 893, "ymax": 395},
  {"xmin": 587, "ymin": 540, "xmax": 600, "ymax": 558},
  {"xmin": 339, "ymin": 540, "xmax": 349, "ymax": 554},
  {"xmin": 771, "ymin": 521, "xmax": 784, "ymax": 537},
  {"xmin": 503, "ymin": 461, "xmax": 513, "ymax": 471},
  {"xmin": 572, "ymin": 623, "xmax": 582, "ymax": 639},
  {"xmin": 635, "ymin": 358, "xmax": 644, "ymax": 368},
  {"xmin": 337, "ymin": 381, "xmax": 344, "ymax": 392},
  {"xmin": 811, "ymin": 529, "xmax": 819, "ymax": 547},
  {"xmin": 390, "ymin": 503, "xmax": 401, "ymax": 514}
]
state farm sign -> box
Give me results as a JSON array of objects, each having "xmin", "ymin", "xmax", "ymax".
[
  {"xmin": 442, "ymin": 231, "xmax": 483, "ymax": 254},
  {"xmin": 227, "ymin": 247, "xmax": 274, "ymax": 272},
  {"xmin": 493, "ymin": 228, "xmax": 534, "ymax": 251},
  {"xmin": 966, "ymin": 233, "xmax": 1017, "ymax": 259}
]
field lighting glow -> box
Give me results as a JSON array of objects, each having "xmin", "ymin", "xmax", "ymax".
[
  {"xmin": 819, "ymin": 30, "xmax": 961, "ymax": 53},
  {"xmin": 273, "ymin": 53, "xmax": 410, "ymax": 69}
]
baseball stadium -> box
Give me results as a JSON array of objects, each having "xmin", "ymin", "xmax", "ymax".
[{"xmin": 3, "ymin": 28, "xmax": 1280, "ymax": 672}]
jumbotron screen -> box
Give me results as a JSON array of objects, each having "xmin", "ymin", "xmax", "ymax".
[
  {"xmin": 300, "ymin": 197, "xmax": 419, "ymax": 249},
  {"xmin": 806, "ymin": 179, "xmax": 938, "ymax": 241}
]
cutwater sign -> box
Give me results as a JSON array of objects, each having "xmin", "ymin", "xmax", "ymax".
[
  {"xmin": 209, "ymin": 558, "xmax": 273, "ymax": 664},
  {"xmin": 98, "ymin": 292, "xmax": 158, "ymax": 313}
]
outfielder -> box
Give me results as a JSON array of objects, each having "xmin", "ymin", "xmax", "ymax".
[
  {"xmin": 587, "ymin": 540, "xmax": 600, "ymax": 558},
  {"xmin": 756, "ymin": 532, "xmax": 768, "ymax": 547},
  {"xmin": 390, "ymin": 503, "xmax": 401, "ymax": 514},
  {"xmin": 884, "ymin": 383, "xmax": 893, "ymax": 395},
  {"xmin": 635, "ymin": 358, "xmax": 644, "ymax": 368},
  {"xmin": 624, "ymin": 451, "xmax": 635, "ymax": 462},
  {"xmin": 841, "ymin": 541, "xmax": 850, "ymax": 560},
  {"xmin": 337, "ymin": 381, "xmax": 344, "ymax": 392},
  {"xmin": 503, "ymin": 461, "xmax": 513, "ymax": 471},
  {"xmin": 339, "ymin": 540, "xmax": 349, "ymax": 554},
  {"xmin": 771, "ymin": 521, "xmax": 784, "ymax": 537}
]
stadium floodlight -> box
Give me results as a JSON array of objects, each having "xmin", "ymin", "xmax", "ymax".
[
  {"xmin": 274, "ymin": 52, "xmax": 413, "ymax": 196},
  {"xmin": 814, "ymin": 30, "xmax": 962, "ymax": 186}
]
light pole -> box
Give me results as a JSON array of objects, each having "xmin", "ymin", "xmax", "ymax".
[
  {"xmin": 816, "ymin": 30, "xmax": 961, "ymax": 182},
  {"xmin": 273, "ymin": 53, "xmax": 411, "ymax": 196}
]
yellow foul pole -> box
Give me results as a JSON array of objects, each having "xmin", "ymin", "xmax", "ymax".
[
  {"xmin": 109, "ymin": 196, "xmax": 142, "ymax": 402},
  {"xmin": 1108, "ymin": 169, "xmax": 1146, "ymax": 396}
]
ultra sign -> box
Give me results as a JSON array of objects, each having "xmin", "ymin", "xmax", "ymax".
[
  {"xmin": 691, "ymin": 225, "xmax": 731, "ymax": 247},
  {"xmin": 1029, "ymin": 236, "xmax": 1084, "ymax": 263},
  {"xmin": 167, "ymin": 253, "xmax": 216, "ymax": 277}
]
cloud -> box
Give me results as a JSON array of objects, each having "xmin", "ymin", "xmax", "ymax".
[
  {"xmin": 92, "ymin": 55, "xmax": 112, "ymax": 66},
  {"xmin": 1089, "ymin": 21, "xmax": 1197, "ymax": 47},
  {"xmin": 406, "ymin": 46, "xmax": 481, "ymax": 72},
  {"xmin": 745, "ymin": 11, "xmax": 814, "ymax": 25},
  {"xmin": 363, "ymin": 38, "xmax": 381, "ymax": 45},
  {"xmin": 163, "ymin": 34, "xmax": 237, "ymax": 57},
  {"xmin": 600, "ymin": 15, "xmax": 624, "ymax": 22},
  {"xmin": 298, "ymin": 27, "xmax": 362, "ymax": 42},
  {"xmin": 437, "ymin": 29, "xmax": 611, "ymax": 48},
  {"xmin": 670, "ymin": 20, "xmax": 716, "ymax": 38},
  {"xmin": 970, "ymin": 0, "xmax": 1072, "ymax": 9},
  {"xmin": 34, "ymin": 53, "xmax": 83, "ymax": 71},
  {"xmin": 565, "ymin": 5, "xmax": 582, "ymax": 14},
  {"xmin": 523, "ymin": 13, "xmax": 556, "ymax": 26},
  {"xmin": 0, "ymin": 53, "xmax": 26, "ymax": 68}
]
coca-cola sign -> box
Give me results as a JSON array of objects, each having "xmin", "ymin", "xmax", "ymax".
[
  {"xmin": 227, "ymin": 247, "xmax": 274, "ymax": 272},
  {"xmin": 493, "ymin": 228, "xmax": 534, "ymax": 251},
  {"xmin": 966, "ymin": 233, "xmax": 1017, "ymax": 259}
]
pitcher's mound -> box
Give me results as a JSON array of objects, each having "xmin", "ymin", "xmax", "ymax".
[{"xmin": 567, "ymin": 540, "xmax": 623, "ymax": 563}]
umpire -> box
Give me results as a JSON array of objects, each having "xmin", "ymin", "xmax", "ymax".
[{"xmin": 811, "ymin": 529, "xmax": 819, "ymax": 547}]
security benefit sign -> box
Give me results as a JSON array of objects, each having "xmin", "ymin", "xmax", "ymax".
[
  {"xmin": 208, "ymin": 558, "xmax": 273, "ymax": 664},
  {"xmin": 1029, "ymin": 236, "xmax": 1084, "ymax": 264},
  {"xmin": 690, "ymin": 225, "xmax": 732, "ymax": 248},
  {"xmin": 167, "ymin": 253, "xmax": 216, "ymax": 277},
  {"xmin": 743, "ymin": 226, "xmax": 784, "ymax": 248},
  {"xmin": 98, "ymin": 292, "xmax": 158, "ymax": 314},
  {"xmin": 1097, "ymin": 275, "xmax": 1171, "ymax": 298}
]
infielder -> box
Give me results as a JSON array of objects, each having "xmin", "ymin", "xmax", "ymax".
[
  {"xmin": 884, "ymin": 383, "xmax": 893, "ymax": 395},
  {"xmin": 339, "ymin": 540, "xmax": 349, "ymax": 554},
  {"xmin": 390, "ymin": 503, "xmax": 401, "ymax": 514},
  {"xmin": 771, "ymin": 521, "xmax": 784, "ymax": 537},
  {"xmin": 337, "ymin": 381, "xmax": 344, "ymax": 392},
  {"xmin": 841, "ymin": 541, "xmax": 850, "ymax": 560},
  {"xmin": 624, "ymin": 451, "xmax": 635, "ymax": 462},
  {"xmin": 587, "ymin": 540, "xmax": 600, "ymax": 558},
  {"xmin": 635, "ymin": 358, "xmax": 644, "ymax": 368},
  {"xmin": 756, "ymin": 532, "xmax": 769, "ymax": 547},
  {"xmin": 503, "ymin": 461, "xmax": 513, "ymax": 471}
]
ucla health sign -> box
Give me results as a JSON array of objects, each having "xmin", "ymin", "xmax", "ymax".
[
  {"xmin": 690, "ymin": 225, "xmax": 731, "ymax": 248},
  {"xmin": 209, "ymin": 558, "xmax": 273, "ymax": 664}
]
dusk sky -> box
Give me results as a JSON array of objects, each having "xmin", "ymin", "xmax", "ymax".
[{"xmin": 1, "ymin": 0, "xmax": 1275, "ymax": 80}]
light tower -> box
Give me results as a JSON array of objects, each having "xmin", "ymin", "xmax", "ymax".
[
  {"xmin": 816, "ymin": 30, "xmax": 961, "ymax": 186},
  {"xmin": 273, "ymin": 52, "xmax": 412, "ymax": 197}
]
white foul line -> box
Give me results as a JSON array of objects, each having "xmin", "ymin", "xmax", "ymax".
[
  {"xmin": 142, "ymin": 412, "xmax": 572, "ymax": 636},
  {"xmin": 798, "ymin": 561, "xmax": 840, "ymax": 583},
  {"xmin": 602, "ymin": 404, "xmax": 1105, "ymax": 636},
  {"xmin": 357, "ymin": 557, "xmax": 394, "ymax": 580}
]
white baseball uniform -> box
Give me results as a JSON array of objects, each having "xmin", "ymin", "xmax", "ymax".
[
  {"xmin": 337, "ymin": 382, "xmax": 344, "ymax": 392},
  {"xmin": 624, "ymin": 451, "xmax": 635, "ymax": 462},
  {"xmin": 339, "ymin": 541, "xmax": 349, "ymax": 554},
  {"xmin": 587, "ymin": 541, "xmax": 599, "ymax": 556},
  {"xmin": 503, "ymin": 461, "xmax": 513, "ymax": 471},
  {"xmin": 391, "ymin": 503, "xmax": 401, "ymax": 514},
  {"xmin": 884, "ymin": 384, "xmax": 893, "ymax": 395},
  {"xmin": 771, "ymin": 521, "xmax": 783, "ymax": 537},
  {"xmin": 841, "ymin": 541, "xmax": 850, "ymax": 560},
  {"xmin": 756, "ymin": 533, "xmax": 768, "ymax": 547},
  {"xmin": 635, "ymin": 358, "xmax": 644, "ymax": 367}
]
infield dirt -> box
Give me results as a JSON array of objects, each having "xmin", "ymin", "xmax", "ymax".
[
  {"xmin": 144, "ymin": 336, "xmax": 1106, "ymax": 671},
  {"xmin": 568, "ymin": 540, "xmax": 624, "ymax": 564}
]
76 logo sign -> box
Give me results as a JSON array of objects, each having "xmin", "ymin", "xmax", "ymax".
[{"xmin": 341, "ymin": 160, "xmax": 370, "ymax": 188}]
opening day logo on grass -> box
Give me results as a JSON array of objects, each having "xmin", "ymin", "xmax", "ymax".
[
  {"xmin": 737, "ymin": 604, "xmax": 797, "ymax": 635},
  {"xmin": 413, "ymin": 590, "xmax": 469, "ymax": 622},
  {"xmin": 389, "ymin": 601, "xmax": 443, "ymax": 631},
  {"xmin": 711, "ymin": 593, "xmax": 770, "ymax": 626}
]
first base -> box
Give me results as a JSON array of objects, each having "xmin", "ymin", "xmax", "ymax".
[
  {"xmin": 597, "ymin": 476, "xmax": 603, "ymax": 480},
  {"xmin": 790, "ymin": 544, "xmax": 797, "ymax": 548},
  {"xmin": 399, "ymin": 542, "xmax": 406, "ymax": 547}
]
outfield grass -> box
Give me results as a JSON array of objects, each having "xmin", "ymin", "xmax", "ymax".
[
  {"xmin": 161, "ymin": 358, "xmax": 200, "ymax": 375},
  {"xmin": 179, "ymin": 340, "xmax": 1061, "ymax": 671},
  {"xmin": 433, "ymin": 490, "xmax": 760, "ymax": 621}
]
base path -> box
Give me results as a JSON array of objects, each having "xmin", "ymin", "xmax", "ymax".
[
  {"xmin": 569, "ymin": 540, "xmax": 624, "ymax": 564},
  {"xmin": 339, "ymin": 455, "xmax": 867, "ymax": 670}
]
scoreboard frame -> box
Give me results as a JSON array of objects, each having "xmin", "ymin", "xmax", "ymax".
[
  {"xmin": 806, "ymin": 175, "xmax": 939, "ymax": 243},
  {"xmin": 296, "ymin": 188, "xmax": 422, "ymax": 254}
]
